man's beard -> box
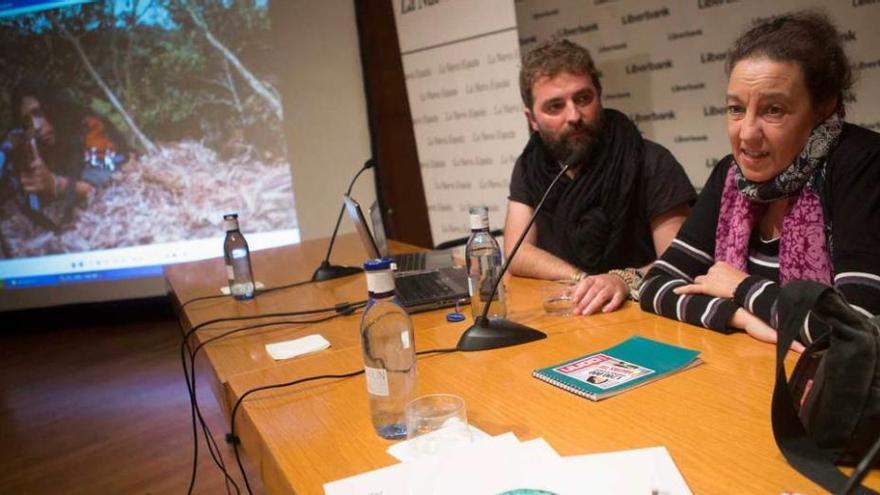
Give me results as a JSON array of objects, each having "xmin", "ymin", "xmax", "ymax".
[{"xmin": 538, "ymin": 112, "xmax": 604, "ymax": 167}]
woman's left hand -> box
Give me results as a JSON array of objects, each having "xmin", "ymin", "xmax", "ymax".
[{"xmin": 673, "ymin": 261, "xmax": 748, "ymax": 299}]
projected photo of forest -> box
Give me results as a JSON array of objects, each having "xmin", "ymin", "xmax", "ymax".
[{"xmin": 0, "ymin": 0, "xmax": 297, "ymax": 258}]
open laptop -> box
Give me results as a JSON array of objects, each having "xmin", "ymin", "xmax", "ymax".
[
  {"xmin": 343, "ymin": 195, "xmax": 469, "ymax": 312},
  {"xmin": 365, "ymin": 199, "xmax": 456, "ymax": 272}
]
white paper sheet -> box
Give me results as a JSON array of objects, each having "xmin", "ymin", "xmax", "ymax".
[
  {"xmin": 324, "ymin": 435, "xmax": 690, "ymax": 495},
  {"xmin": 265, "ymin": 334, "xmax": 330, "ymax": 360},
  {"xmin": 386, "ymin": 423, "xmax": 493, "ymax": 462}
]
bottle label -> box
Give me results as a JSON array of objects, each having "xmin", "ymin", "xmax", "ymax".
[
  {"xmin": 223, "ymin": 218, "xmax": 238, "ymax": 231},
  {"xmin": 469, "ymin": 213, "xmax": 489, "ymax": 231},
  {"xmin": 226, "ymin": 264, "xmax": 234, "ymax": 281},
  {"xmin": 366, "ymin": 271, "xmax": 395, "ymax": 294},
  {"xmin": 365, "ymin": 366, "xmax": 389, "ymax": 397},
  {"xmin": 231, "ymin": 247, "xmax": 248, "ymax": 259}
]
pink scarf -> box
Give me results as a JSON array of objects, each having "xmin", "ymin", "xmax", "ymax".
[{"xmin": 714, "ymin": 165, "xmax": 832, "ymax": 286}]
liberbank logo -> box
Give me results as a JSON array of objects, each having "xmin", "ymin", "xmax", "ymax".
[
  {"xmin": 671, "ymin": 82, "xmax": 705, "ymax": 93},
  {"xmin": 598, "ymin": 42, "xmax": 627, "ymax": 53},
  {"xmin": 621, "ymin": 7, "xmax": 669, "ymax": 25},
  {"xmin": 668, "ymin": 28, "xmax": 702, "ymax": 41},
  {"xmin": 626, "ymin": 59, "xmax": 673, "ymax": 74},
  {"xmin": 533, "ymin": 9, "xmax": 559, "ymax": 20},
  {"xmin": 698, "ymin": 0, "xmax": 739, "ymax": 8},
  {"xmin": 556, "ymin": 22, "xmax": 599, "ymax": 37},
  {"xmin": 630, "ymin": 110, "xmax": 676, "ymax": 124},
  {"xmin": 674, "ymin": 134, "xmax": 708, "ymax": 143},
  {"xmin": 605, "ymin": 91, "xmax": 631, "ymax": 100},
  {"xmin": 703, "ymin": 105, "xmax": 727, "ymax": 117},
  {"xmin": 700, "ymin": 50, "xmax": 727, "ymax": 64}
]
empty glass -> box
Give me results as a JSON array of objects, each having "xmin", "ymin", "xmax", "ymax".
[
  {"xmin": 404, "ymin": 394, "xmax": 471, "ymax": 458},
  {"xmin": 542, "ymin": 279, "xmax": 578, "ymax": 316}
]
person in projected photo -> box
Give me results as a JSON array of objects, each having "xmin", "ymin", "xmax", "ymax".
[
  {"xmin": 1, "ymin": 79, "xmax": 129, "ymax": 226},
  {"xmin": 506, "ymin": 39, "xmax": 696, "ymax": 316},
  {"xmin": 640, "ymin": 11, "xmax": 880, "ymax": 351}
]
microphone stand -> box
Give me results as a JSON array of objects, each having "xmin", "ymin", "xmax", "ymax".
[
  {"xmin": 840, "ymin": 432, "xmax": 880, "ymax": 495},
  {"xmin": 311, "ymin": 159, "xmax": 374, "ymax": 282},
  {"xmin": 457, "ymin": 151, "xmax": 581, "ymax": 351}
]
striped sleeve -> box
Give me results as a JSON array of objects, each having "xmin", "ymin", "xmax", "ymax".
[
  {"xmin": 639, "ymin": 161, "xmax": 739, "ymax": 333},
  {"xmin": 640, "ymin": 238, "xmax": 739, "ymax": 333},
  {"xmin": 734, "ymin": 275, "xmax": 781, "ymax": 328},
  {"xmin": 733, "ymin": 271, "xmax": 880, "ymax": 345}
]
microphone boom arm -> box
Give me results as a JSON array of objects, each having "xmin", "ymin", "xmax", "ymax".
[
  {"xmin": 477, "ymin": 163, "xmax": 571, "ymax": 323},
  {"xmin": 321, "ymin": 164, "xmax": 371, "ymax": 266},
  {"xmin": 312, "ymin": 159, "xmax": 374, "ymax": 282},
  {"xmin": 456, "ymin": 145, "xmax": 584, "ymax": 352}
]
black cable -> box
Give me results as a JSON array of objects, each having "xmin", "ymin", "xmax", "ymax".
[
  {"xmin": 253, "ymin": 278, "xmax": 312, "ymax": 296},
  {"xmin": 179, "ymin": 323, "xmax": 241, "ymax": 495},
  {"xmin": 183, "ymin": 301, "xmax": 367, "ymax": 342},
  {"xmin": 180, "ymin": 293, "xmax": 228, "ymax": 309},
  {"xmin": 192, "ymin": 318, "xmax": 327, "ymax": 359},
  {"xmin": 229, "ymin": 369, "xmax": 366, "ymax": 495},
  {"xmin": 180, "ymin": 303, "xmax": 367, "ymax": 494},
  {"xmin": 191, "ymin": 307, "xmax": 367, "ymax": 360},
  {"xmin": 416, "ymin": 347, "xmax": 458, "ymax": 356},
  {"xmin": 179, "ymin": 278, "xmax": 314, "ymax": 309},
  {"xmin": 226, "ymin": 346, "xmax": 460, "ymax": 493}
]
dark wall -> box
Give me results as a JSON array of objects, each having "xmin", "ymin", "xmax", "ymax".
[{"xmin": 354, "ymin": 0, "xmax": 433, "ymax": 248}]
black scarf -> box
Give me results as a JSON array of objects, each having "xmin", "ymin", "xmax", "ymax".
[{"xmin": 519, "ymin": 108, "xmax": 646, "ymax": 273}]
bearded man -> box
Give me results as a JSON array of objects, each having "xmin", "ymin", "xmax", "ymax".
[{"xmin": 505, "ymin": 39, "xmax": 696, "ymax": 315}]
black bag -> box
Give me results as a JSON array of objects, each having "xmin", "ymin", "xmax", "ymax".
[{"xmin": 773, "ymin": 280, "xmax": 880, "ymax": 494}]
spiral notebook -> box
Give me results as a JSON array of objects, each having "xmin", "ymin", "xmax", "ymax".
[{"xmin": 533, "ymin": 336, "xmax": 702, "ymax": 401}]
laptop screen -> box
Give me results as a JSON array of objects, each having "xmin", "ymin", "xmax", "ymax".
[
  {"xmin": 368, "ymin": 201, "xmax": 390, "ymax": 256},
  {"xmin": 343, "ymin": 195, "xmax": 385, "ymax": 259}
]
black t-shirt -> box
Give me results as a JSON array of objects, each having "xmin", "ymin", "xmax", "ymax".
[{"xmin": 508, "ymin": 139, "xmax": 696, "ymax": 270}]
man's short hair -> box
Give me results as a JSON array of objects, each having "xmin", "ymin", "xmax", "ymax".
[{"xmin": 519, "ymin": 39, "xmax": 602, "ymax": 110}]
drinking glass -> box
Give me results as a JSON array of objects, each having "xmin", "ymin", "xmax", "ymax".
[
  {"xmin": 542, "ymin": 279, "xmax": 578, "ymax": 315},
  {"xmin": 404, "ymin": 394, "xmax": 471, "ymax": 458}
]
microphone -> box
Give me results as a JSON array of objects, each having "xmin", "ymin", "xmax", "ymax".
[
  {"xmin": 457, "ymin": 146, "xmax": 588, "ymax": 351},
  {"xmin": 311, "ymin": 158, "xmax": 375, "ymax": 282}
]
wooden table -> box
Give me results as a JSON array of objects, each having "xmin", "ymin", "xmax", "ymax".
[{"xmin": 166, "ymin": 235, "xmax": 879, "ymax": 494}]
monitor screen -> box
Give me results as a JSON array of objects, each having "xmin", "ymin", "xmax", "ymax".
[{"xmin": 0, "ymin": 0, "xmax": 299, "ymax": 311}]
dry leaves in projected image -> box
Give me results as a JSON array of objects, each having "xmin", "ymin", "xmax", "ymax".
[{"xmin": 0, "ymin": 141, "xmax": 297, "ymax": 258}]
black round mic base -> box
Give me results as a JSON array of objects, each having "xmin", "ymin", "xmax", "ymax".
[
  {"xmin": 456, "ymin": 316, "xmax": 546, "ymax": 352},
  {"xmin": 311, "ymin": 262, "xmax": 363, "ymax": 282}
]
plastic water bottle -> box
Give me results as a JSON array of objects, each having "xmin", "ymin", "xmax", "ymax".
[
  {"xmin": 359, "ymin": 258, "xmax": 417, "ymax": 439},
  {"xmin": 222, "ymin": 213, "xmax": 255, "ymax": 300},
  {"xmin": 466, "ymin": 206, "xmax": 507, "ymax": 319}
]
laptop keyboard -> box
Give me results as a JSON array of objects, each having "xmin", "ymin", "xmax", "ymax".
[
  {"xmin": 393, "ymin": 252, "xmax": 427, "ymax": 272},
  {"xmin": 395, "ymin": 271, "xmax": 457, "ymax": 304}
]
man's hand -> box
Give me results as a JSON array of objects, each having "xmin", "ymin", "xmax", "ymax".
[
  {"xmin": 572, "ymin": 273, "xmax": 628, "ymax": 315},
  {"xmin": 730, "ymin": 308, "xmax": 804, "ymax": 353},
  {"xmin": 20, "ymin": 157, "xmax": 56, "ymax": 196},
  {"xmin": 673, "ymin": 261, "xmax": 748, "ymax": 299}
]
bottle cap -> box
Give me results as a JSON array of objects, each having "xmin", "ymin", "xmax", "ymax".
[
  {"xmin": 223, "ymin": 213, "xmax": 239, "ymax": 232},
  {"xmin": 468, "ymin": 206, "xmax": 489, "ymax": 231},
  {"xmin": 363, "ymin": 257, "xmax": 392, "ymax": 271},
  {"xmin": 364, "ymin": 258, "xmax": 395, "ymax": 295}
]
